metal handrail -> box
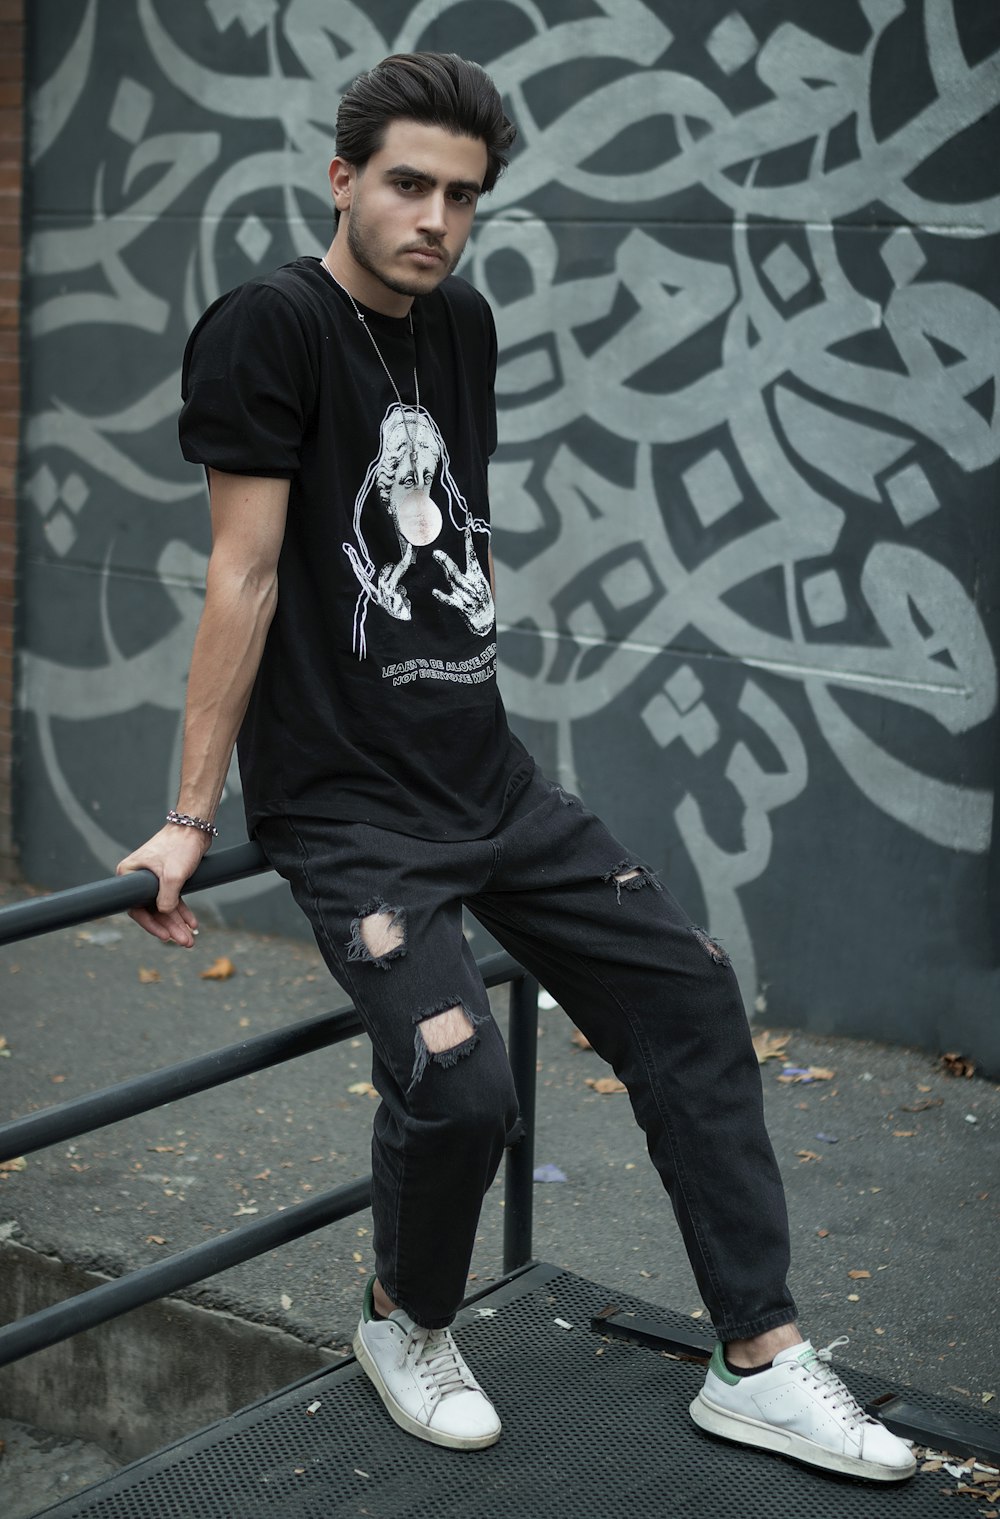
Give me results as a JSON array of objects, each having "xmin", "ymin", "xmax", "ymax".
[
  {"xmin": 0, "ymin": 841, "xmax": 266, "ymax": 947},
  {"xmin": 0, "ymin": 847, "xmax": 538, "ymax": 1371}
]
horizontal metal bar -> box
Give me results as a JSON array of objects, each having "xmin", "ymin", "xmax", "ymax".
[
  {"xmin": 593, "ymin": 1312, "xmax": 713, "ymax": 1360},
  {"xmin": 866, "ymin": 1394, "xmax": 1000, "ymax": 1468},
  {"xmin": 0, "ymin": 950, "xmax": 525, "ymax": 1164},
  {"xmin": 0, "ymin": 1176, "xmax": 372, "ymax": 1370},
  {"xmin": 0, "ymin": 1005, "xmax": 363, "ymax": 1164},
  {"xmin": 0, "ymin": 841, "xmax": 268, "ymax": 947}
]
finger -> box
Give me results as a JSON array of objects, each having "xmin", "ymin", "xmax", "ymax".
[
  {"xmin": 156, "ymin": 882, "xmax": 182, "ymax": 915},
  {"xmin": 176, "ymin": 898, "xmax": 199, "ymax": 933},
  {"xmin": 127, "ymin": 906, "xmax": 174, "ymax": 943}
]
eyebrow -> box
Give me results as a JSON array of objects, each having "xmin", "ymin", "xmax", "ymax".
[{"xmin": 383, "ymin": 162, "xmax": 483, "ymax": 196}]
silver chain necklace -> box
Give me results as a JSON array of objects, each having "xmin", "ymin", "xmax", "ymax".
[{"xmin": 320, "ymin": 256, "xmax": 422, "ymax": 476}]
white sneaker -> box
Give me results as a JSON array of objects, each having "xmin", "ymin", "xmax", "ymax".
[
  {"xmin": 690, "ymin": 1338, "xmax": 916, "ymax": 1482},
  {"xmin": 353, "ymin": 1281, "xmax": 501, "ymax": 1450}
]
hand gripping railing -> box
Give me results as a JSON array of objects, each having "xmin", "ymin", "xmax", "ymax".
[{"xmin": 0, "ymin": 845, "xmax": 538, "ymax": 1370}]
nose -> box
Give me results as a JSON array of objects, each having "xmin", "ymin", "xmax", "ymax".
[{"xmin": 417, "ymin": 191, "xmax": 449, "ymax": 240}]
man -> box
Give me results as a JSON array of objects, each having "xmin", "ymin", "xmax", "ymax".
[{"xmin": 119, "ymin": 52, "xmax": 915, "ymax": 1480}]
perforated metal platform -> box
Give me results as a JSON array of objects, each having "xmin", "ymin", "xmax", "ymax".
[{"xmin": 34, "ymin": 1265, "xmax": 999, "ymax": 1518}]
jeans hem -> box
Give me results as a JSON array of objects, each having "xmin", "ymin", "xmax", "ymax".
[
  {"xmin": 713, "ymin": 1306, "xmax": 799, "ymax": 1343},
  {"xmin": 373, "ymin": 1276, "xmax": 457, "ymax": 1331}
]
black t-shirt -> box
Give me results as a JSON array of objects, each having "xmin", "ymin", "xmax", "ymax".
[{"xmin": 178, "ymin": 256, "xmax": 531, "ymax": 839}]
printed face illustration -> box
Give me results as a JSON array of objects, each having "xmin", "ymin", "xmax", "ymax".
[
  {"xmin": 375, "ymin": 411, "xmax": 443, "ymax": 546},
  {"xmin": 344, "ymin": 402, "xmax": 494, "ymax": 657}
]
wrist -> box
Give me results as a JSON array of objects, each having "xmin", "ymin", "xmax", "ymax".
[{"xmin": 165, "ymin": 809, "xmax": 218, "ymax": 842}]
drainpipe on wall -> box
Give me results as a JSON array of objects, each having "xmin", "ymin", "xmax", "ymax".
[{"xmin": 0, "ymin": 0, "xmax": 24, "ymax": 881}]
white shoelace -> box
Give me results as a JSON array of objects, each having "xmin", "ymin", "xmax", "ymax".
[
  {"xmin": 798, "ymin": 1338, "xmax": 872, "ymax": 1425},
  {"xmin": 402, "ymin": 1326, "xmax": 476, "ymax": 1406}
]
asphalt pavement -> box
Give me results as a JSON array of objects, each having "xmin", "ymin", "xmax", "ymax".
[{"xmin": 1, "ymin": 876, "xmax": 998, "ymax": 1509}]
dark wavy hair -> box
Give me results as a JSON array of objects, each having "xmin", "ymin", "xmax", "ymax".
[{"xmin": 335, "ymin": 52, "xmax": 516, "ymax": 194}]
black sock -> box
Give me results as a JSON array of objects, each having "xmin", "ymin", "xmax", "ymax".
[{"xmin": 723, "ymin": 1354, "xmax": 773, "ymax": 1377}]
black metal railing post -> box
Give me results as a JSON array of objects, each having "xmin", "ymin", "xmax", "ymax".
[{"xmin": 502, "ymin": 973, "xmax": 539, "ymax": 1273}]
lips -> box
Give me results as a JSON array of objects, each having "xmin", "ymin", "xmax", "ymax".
[{"xmin": 404, "ymin": 245, "xmax": 443, "ymax": 263}]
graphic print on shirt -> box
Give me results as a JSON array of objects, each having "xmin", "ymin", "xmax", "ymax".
[{"xmin": 343, "ymin": 403, "xmax": 494, "ymax": 658}]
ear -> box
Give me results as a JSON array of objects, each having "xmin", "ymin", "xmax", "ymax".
[{"xmin": 328, "ymin": 156, "xmax": 355, "ymax": 213}]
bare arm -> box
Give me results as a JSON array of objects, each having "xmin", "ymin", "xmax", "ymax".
[{"xmin": 117, "ymin": 470, "xmax": 289, "ymax": 945}]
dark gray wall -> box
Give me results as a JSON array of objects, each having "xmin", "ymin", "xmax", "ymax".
[{"xmin": 17, "ymin": 1, "xmax": 1000, "ymax": 1072}]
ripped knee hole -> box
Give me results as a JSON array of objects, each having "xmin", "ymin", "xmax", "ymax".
[
  {"xmin": 418, "ymin": 1005, "xmax": 475, "ymax": 1053},
  {"xmin": 602, "ymin": 859, "xmax": 662, "ymax": 903},
  {"xmin": 691, "ymin": 925, "xmax": 730, "ymax": 965},
  {"xmin": 347, "ymin": 899, "xmax": 406, "ymax": 968},
  {"xmin": 408, "ymin": 998, "xmax": 486, "ymax": 1092}
]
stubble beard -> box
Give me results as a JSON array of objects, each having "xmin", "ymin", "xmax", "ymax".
[{"xmin": 346, "ymin": 206, "xmax": 461, "ymax": 299}]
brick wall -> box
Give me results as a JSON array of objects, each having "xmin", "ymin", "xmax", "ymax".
[{"xmin": 0, "ymin": 0, "xmax": 23, "ymax": 878}]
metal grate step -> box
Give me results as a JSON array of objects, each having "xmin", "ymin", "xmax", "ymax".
[{"xmin": 33, "ymin": 1265, "xmax": 999, "ymax": 1518}]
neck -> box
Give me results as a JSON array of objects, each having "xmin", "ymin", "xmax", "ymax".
[{"xmin": 322, "ymin": 237, "xmax": 413, "ymax": 319}]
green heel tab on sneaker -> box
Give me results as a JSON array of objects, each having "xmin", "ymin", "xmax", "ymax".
[{"xmin": 710, "ymin": 1343, "xmax": 742, "ymax": 1386}]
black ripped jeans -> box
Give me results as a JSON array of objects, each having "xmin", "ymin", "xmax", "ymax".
[{"xmin": 256, "ymin": 770, "xmax": 797, "ymax": 1338}]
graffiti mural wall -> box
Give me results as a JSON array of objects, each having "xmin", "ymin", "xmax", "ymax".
[{"xmin": 19, "ymin": 1, "xmax": 1000, "ymax": 1067}]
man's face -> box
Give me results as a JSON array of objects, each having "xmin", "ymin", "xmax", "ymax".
[{"xmin": 334, "ymin": 119, "xmax": 488, "ymax": 304}]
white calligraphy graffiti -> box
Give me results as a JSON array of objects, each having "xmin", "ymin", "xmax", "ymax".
[{"xmin": 20, "ymin": 1, "xmax": 1000, "ymax": 973}]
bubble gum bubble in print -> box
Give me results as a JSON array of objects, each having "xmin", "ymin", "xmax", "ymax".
[{"xmin": 396, "ymin": 489, "xmax": 443, "ymax": 546}]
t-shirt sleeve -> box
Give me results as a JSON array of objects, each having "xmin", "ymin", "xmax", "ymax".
[
  {"xmin": 484, "ymin": 299, "xmax": 498, "ymax": 458},
  {"xmin": 178, "ymin": 282, "xmax": 316, "ymax": 478}
]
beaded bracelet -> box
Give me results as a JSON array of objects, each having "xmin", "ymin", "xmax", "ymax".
[{"xmin": 166, "ymin": 809, "xmax": 219, "ymax": 840}]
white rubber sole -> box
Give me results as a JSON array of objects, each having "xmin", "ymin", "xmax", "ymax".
[
  {"xmin": 352, "ymin": 1326, "xmax": 501, "ymax": 1451},
  {"xmin": 689, "ymin": 1392, "xmax": 916, "ymax": 1483}
]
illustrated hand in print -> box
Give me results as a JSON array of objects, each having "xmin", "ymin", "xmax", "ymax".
[
  {"xmin": 433, "ymin": 529, "xmax": 495, "ymax": 635},
  {"xmin": 344, "ymin": 541, "xmax": 415, "ymax": 621}
]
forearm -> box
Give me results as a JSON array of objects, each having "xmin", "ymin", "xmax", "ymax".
[{"xmin": 174, "ymin": 558, "xmax": 278, "ymax": 822}]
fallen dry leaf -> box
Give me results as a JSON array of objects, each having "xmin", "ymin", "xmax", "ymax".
[
  {"xmin": 0, "ymin": 1157, "xmax": 27, "ymax": 1173},
  {"xmin": 570, "ymin": 1028, "xmax": 592, "ymax": 1051},
  {"xmin": 138, "ymin": 966, "xmax": 161, "ymax": 984},
  {"xmin": 752, "ymin": 1030, "xmax": 789, "ymax": 1064},
  {"xmin": 796, "ymin": 1149, "xmax": 822, "ymax": 1163},
  {"xmin": 201, "ymin": 956, "xmax": 236, "ymax": 981},
  {"xmin": 892, "ymin": 1129, "xmax": 917, "ymax": 1138},
  {"xmin": 940, "ymin": 1051, "xmax": 976, "ymax": 1079},
  {"xmin": 585, "ymin": 1076, "xmax": 627, "ymax": 1094},
  {"xmin": 848, "ymin": 1269, "xmax": 871, "ymax": 1280},
  {"xmin": 901, "ymin": 1098, "xmax": 942, "ymax": 1112},
  {"xmin": 816, "ymin": 1229, "xmax": 829, "ymax": 1238},
  {"xmin": 145, "ymin": 1235, "xmax": 166, "ymax": 1246},
  {"xmin": 347, "ymin": 1081, "xmax": 378, "ymax": 1098}
]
